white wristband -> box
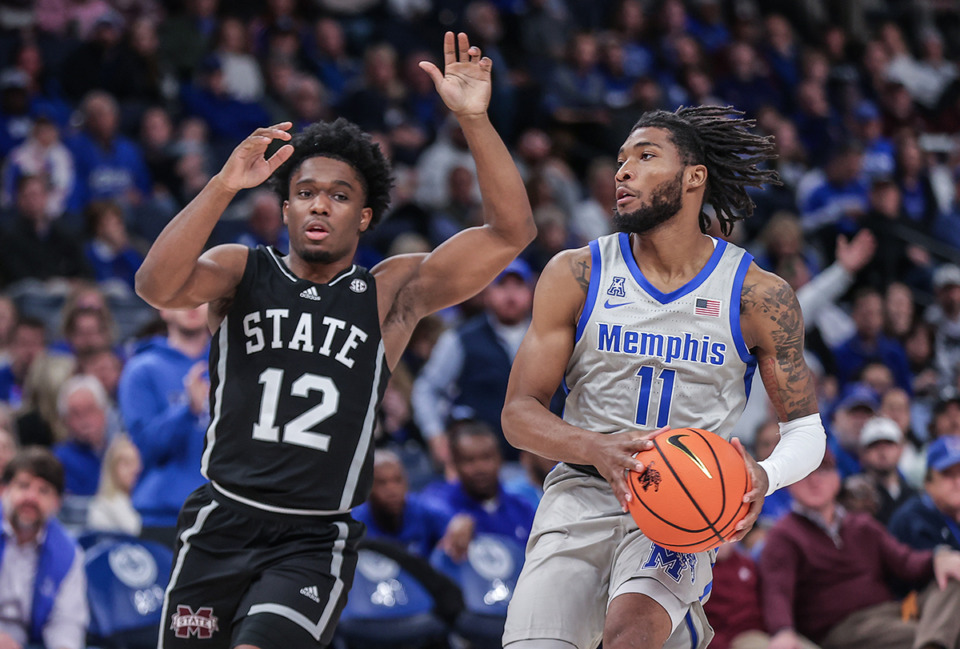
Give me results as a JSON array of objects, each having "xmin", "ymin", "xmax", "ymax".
[{"xmin": 757, "ymin": 413, "xmax": 826, "ymax": 496}]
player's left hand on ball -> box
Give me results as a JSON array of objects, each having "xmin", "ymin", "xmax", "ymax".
[
  {"xmin": 728, "ymin": 437, "xmax": 767, "ymax": 542},
  {"xmin": 590, "ymin": 426, "xmax": 665, "ymax": 513}
]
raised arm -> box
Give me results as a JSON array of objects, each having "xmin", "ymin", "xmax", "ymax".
[
  {"xmin": 738, "ymin": 265, "xmax": 825, "ymax": 534},
  {"xmin": 374, "ymin": 33, "xmax": 535, "ymax": 323},
  {"xmin": 135, "ymin": 123, "xmax": 295, "ymax": 309},
  {"xmin": 502, "ymin": 249, "xmax": 657, "ymax": 513}
]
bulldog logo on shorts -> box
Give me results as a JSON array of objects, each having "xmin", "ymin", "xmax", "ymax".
[{"xmin": 171, "ymin": 605, "xmax": 219, "ymax": 639}]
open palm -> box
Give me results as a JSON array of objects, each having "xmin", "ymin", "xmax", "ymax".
[{"xmin": 419, "ymin": 32, "xmax": 492, "ymax": 117}]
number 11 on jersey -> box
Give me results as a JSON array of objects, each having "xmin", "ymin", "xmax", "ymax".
[{"xmin": 636, "ymin": 365, "xmax": 676, "ymax": 428}]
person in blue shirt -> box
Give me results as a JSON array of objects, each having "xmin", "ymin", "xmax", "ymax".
[
  {"xmin": 420, "ymin": 419, "xmax": 536, "ymax": 550},
  {"xmin": 52, "ymin": 375, "xmax": 110, "ymax": 530},
  {"xmin": 117, "ymin": 305, "xmax": 209, "ymax": 546},
  {"xmin": 889, "ymin": 436, "xmax": 960, "ymax": 552},
  {"xmin": 66, "ymin": 91, "xmax": 152, "ymax": 216},
  {"xmin": 353, "ymin": 448, "xmax": 454, "ymax": 559},
  {"xmin": 833, "ymin": 288, "xmax": 913, "ymax": 393}
]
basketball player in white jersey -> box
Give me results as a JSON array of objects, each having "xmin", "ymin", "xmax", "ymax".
[{"xmin": 501, "ymin": 106, "xmax": 826, "ymax": 649}]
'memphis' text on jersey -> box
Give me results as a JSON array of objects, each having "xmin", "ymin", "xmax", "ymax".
[{"xmin": 595, "ymin": 322, "xmax": 726, "ymax": 366}]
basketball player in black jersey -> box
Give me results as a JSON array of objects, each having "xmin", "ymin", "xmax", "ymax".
[{"xmin": 135, "ymin": 32, "xmax": 535, "ymax": 649}]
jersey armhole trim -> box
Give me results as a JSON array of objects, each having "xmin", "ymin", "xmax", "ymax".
[
  {"xmin": 575, "ymin": 240, "xmax": 602, "ymax": 343},
  {"xmin": 730, "ymin": 253, "xmax": 757, "ymax": 365}
]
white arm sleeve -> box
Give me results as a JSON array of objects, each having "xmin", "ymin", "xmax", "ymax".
[{"xmin": 757, "ymin": 413, "xmax": 826, "ymax": 496}]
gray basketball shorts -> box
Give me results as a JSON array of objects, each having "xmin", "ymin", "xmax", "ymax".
[{"xmin": 503, "ymin": 463, "xmax": 715, "ymax": 649}]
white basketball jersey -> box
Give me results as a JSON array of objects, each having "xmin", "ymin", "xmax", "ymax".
[{"xmin": 563, "ymin": 233, "xmax": 757, "ymax": 442}]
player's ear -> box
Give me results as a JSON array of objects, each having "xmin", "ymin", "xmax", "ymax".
[
  {"xmin": 282, "ymin": 200, "xmax": 289, "ymax": 224},
  {"xmin": 686, "ymin": 165, "xmax": 707, "ymax": 190},
  {"xmin": 358, "ymin": 207, "xmax": 373, "ymax": 233}
]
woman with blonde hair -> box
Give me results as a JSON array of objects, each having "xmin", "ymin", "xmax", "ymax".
[{"xmin": 86, "ymin": 433, "xmax": 142, "ymax": 535}]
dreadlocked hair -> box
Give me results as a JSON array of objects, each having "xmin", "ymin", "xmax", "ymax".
[
  {"xmin": 270, "ymin": 117, "xmax": 394, "ymax": 229},
  {"xmin": 632, "ymin": 105, "xmax": 781, "ymax": 236}
]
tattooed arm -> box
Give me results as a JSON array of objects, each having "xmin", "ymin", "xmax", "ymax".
[
  {"xmin": 740, "ymin": 265, "xmax": 819, "ymax": 421},
  {"xmin": 728, "ymin": 264, "xmax": 825, "ymax": 540},
  {"xmin": 502, "ymin": 248, "xmax": 657, "ymax": 512}
]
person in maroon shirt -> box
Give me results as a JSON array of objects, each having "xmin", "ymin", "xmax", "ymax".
[{"xmin": 759, "ymin": 450, "xmax": 960, "ymax": 649}]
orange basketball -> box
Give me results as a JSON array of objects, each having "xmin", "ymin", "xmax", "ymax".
[{"xmin": 627, "ymin": 428, "xmax": 752, "ymax": 553}]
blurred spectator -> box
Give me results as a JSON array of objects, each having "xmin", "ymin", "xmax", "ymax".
[
  {"xmin": 157, "ymin": 0, "xmax": 220, "ymax": 81},
  {"xmin": 82, "ymin": 200, "xmax": 144, "ymax": 291},
  {"xmin": 759, "ymin": 450, "xmax": 960, "ymax": 649},
  {"xmin": 852, "ymin": 415, "xmax": 917, "ymax": 524},
  {"xmin": 0, "ymin": 447, "xmax": 87, "ymax": 649},
  {"xmin": 17, "ymin": 348, "xmax": 76, "ymax": 448},
  {"xmin": 687, "ymin": 0, "xmax": 730, "ymax": 54},
  {"xmin": 799, "ymin": 142, "xmax": 867, "ymax": 241},
  {"xmin": 138, "ymin": 106, "xmax": 180, "ymax": 199},
  {"xmin": 0, "ymin": 425, "xmax": 16, "ymax": 478},
  {"xmin": 287, "ymin": 74, "xmax": 331, "ymax": 132},
  {"xmin": 854, "ymin": 101, "xmax": 895, "ymax": 179},
  {"xmin": 213, "ymin": 16, "xmax": 265, "ymax": 103},
  {"xmin": 884, "ymin": 282, "xmax": 915, "ymax": 341},
  {"xmin": 234, "ymin": 189, "xmax": 288, "ymax": 253},
  {"xmin": 926, "ymin": 264, "xmax": 960, "ymax": 390},
  {"xmin": 704, "ymin": 542, "xmax": 820, "ymax": 649},
  {"xmin": 86, "ymin": 433, "xmax": 141, "ymax": 536},
  {"xmin": 420, "ymin": 420, "xmax": 535, "ymax": 556},
  {"xmin": 109, "ymin": 16, "xmax": 171, "ymax": 110},
  {"xmin": 859, "ymin": 177, "xmax": 931, "ymax": 292},
  {"xmin": 0, "ymin": 175, "xmax": 91, "ymax": 286},
  {"xmin": 0, "ymin": 295, "xmax": 17, "ymax": 364},
  {"xmin": 0, "ymin": 69, "xmax": 34, "ymax": 158},
  {"xmin": 414, "ymin": 117, "xmax": 478, "ymax": 212},
  {"xmin": 117, "ymin": 305, "xmax": 209, "ymax": 543},
  {"xmin": 60, "ymin": 10, "xmax": 127, "ymax": 102},
  {"xmin": 503, "ymin": 450, "xmax": 555, "ymax": 510},
  {"xmin": 930, "ymin": 396, "xmax": 960, "ymax": 442},
  {"xmin": 52, "ymin": 375, "xmax": 109, "ymax": 529},
  {"xmin": 572, "ymin": 157, "xmax": 616, "ymax": 242},
  {"xmin": 880, "ymin": 387, "xmax": 927, "ymax": 488},
  {"xmin": 752, "ymin": 419, "xmax": 793, "ymax": 535},
  {"xmin": 179, "ymin": 54, "xmax": 272, "ymax": 150},
  {"xmin": 762, "ymin": 14, "xmax": 801, "ymax": 95},
  {"xmin": 715, "ymin": 41, "xmax": 782, "ymax": 119},
  {"xmin": 827, "ymin": 383, "xmax": 879, "ymax": 478},
  {"xmin": 0, "ymin": 316, "xmax": 47, "ymax": 410},
  {"xmin": 832, "ymin": 288, "xmax": 912, "ymax": 393},
  {"xmin": 518, "ymin": 0, "xmax": 574, "ymax": 81},
  {"xmin": 894, "ymin": 134, "xmax": 938, "ymax": 229},
  {"xmin": 66, "ymin": 91, "xmax": 152, "ymax": 216},
  {"xmin": 542, "ymin": 31, "xmax": 609, "ymax": 154},
  {"xmin": 53, "ymin": 304, "xmax": 113, "ymax": 361},
  {"xmin": 75, "ymin": 348, "xmax": 122, "ymax": 402},
  {"xmin": 889, "ymin": 436, "xmax": 960, "ymax": 552},
  {"xmin": 352, "ymin": 448, "xmax": 452, "ymax": 558},
  {"xmin": 0, "ymin": 115, "xmax": 74, "ymax": 219},
  {"xmin": 904, "ymin": 320, "xmax": 938, "ymax": 401},
  {"xmin": 306, "ymin": 17, "xmax": 361, "ymax": 105},
  {"xmin": 933, "ymin": 169, "xmax": 960, "ymax": 250},
  {"xmin": 412, "ymin": 260, "xmax": 533, "ymax": 469}
]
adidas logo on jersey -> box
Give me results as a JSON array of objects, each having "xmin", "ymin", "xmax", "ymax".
[
  {"xmin": 299, "ymin": 287, "xmax": 322, "ymax": 301},
  {"xmin": 300, "ymin": 585, "xmax": 320, "ymax": 603}
]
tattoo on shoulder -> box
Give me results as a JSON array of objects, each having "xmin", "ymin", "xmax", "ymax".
[
  {"xmin": 570, "ymin": 256, "xmax": 590, "ymax": 294},
  {"xmin": 744, "ymin": 278, "xmax": 818, "ymax": 419}
]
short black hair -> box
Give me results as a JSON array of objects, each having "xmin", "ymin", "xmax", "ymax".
[
  {"xmin": 632, "ymin": 105, "xmax": 781, "ymax": 236},
  {"xmin": 447, "ymin": 419, "xmax": 500, "ymax": 461},
  {"xmin": 3, "ymin": 446, "xmax": 64, "ymax": 495},
  {"xmin": 270, "ymin": 118, "xmax": 393, "ymax": 228}
]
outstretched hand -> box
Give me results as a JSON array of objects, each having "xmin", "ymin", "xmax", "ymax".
[
  {"xmin": 419, "ymin": 32, "xmax": 492, "ymax": 118},
  {"xmin": 591, "ymin": 427, "xmax": 664, "ymax": 513},
  {"xmin": 216, "ymin": 122, "xmax": 295, "ymax": 193}
]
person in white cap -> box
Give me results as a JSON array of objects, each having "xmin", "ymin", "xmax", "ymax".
[
  {"xmin": 852, "ymin": 415, "xmax": 917, "ymax": 524},
  {"xmin": 889, "ymin": 435, "xmax": 960, "ymax": 552}
]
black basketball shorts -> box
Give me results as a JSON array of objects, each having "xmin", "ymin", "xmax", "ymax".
[{"xmin": 158, "ymin": 484, "xmax": 364, "ymax": 649}]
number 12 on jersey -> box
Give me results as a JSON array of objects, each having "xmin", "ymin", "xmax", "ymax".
[
  {"xmin": 253, "ymin": 367, "xmax": 340, "ymax": 451},
  {"xmin": 635, "ymin": 365, "xmax": 676, "ymax": 428}
]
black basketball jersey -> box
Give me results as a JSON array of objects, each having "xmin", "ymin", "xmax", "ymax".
[{"xmin": 201, "ymin": 246, "xmax": 389, "ymax": 514}]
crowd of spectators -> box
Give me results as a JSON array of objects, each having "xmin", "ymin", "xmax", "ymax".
[{"xmin": 2, "ymin": 0, "xmax": 960, "ymax": 647}]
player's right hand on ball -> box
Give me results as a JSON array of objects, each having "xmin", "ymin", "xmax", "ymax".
[
  {"xmin": 590, "ymin": 427, "xmax": 666, "ymax": 513},
  {"xmin": 215, "ymin": 122, "xmax": 294, "ymax": 193}
]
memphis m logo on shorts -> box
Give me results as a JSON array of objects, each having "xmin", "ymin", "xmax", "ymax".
[
  {"xmin": 642, "ymin": 545, "xmax": 698, "ymax": 584},
  {"xmin": 171, "ymin": 605, "xmax": 220, "ymax": 639}
]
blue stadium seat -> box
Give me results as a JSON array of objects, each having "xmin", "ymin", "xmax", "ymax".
[
  {"xmin": 336, "ymin": 547, "xmax": 450, "ymax": 649},
  {"xmin": 429, "ymin": 533, "xmax": 526, "ymax": 649},
  {"xmin": 83, "ymin": 534, "xmax": 173, "ymax": 649}
]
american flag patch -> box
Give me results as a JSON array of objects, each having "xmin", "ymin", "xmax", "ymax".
[{"xmin": 695, "ymin": 298, "xmax": 721, "ymax": 317}]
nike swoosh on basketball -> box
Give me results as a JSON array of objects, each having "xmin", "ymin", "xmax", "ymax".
[
  {"xmin": 666, "ymin": 434, "xmax": 713, "ymax": 479},
  {"xmin": 604, "ymin": 299, "xmax": 632, "ymax": 308}
]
